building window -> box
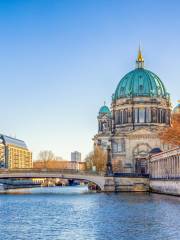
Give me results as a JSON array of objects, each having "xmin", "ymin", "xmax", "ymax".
[
  {"xmin": 134, "ymin": 108, "xmax": 139, "ymax": 123},
  {"xmin": 112, "ymin": 139, "xmax": 125, "ymax": 153},
  {"xmin": 121, "ymin": 138, "xmax": 125, "ymax": 152},
  {"xmin": 117, "ymin": 143, "xmax": 122, "ymax": 152},
  {"xmin": 128, "ymin": 110, "xmax": 132, "ymax": 123},
  {"xmin": 123, "ymin": 109, "xmax": 128, "ymax": 123},
  {"xmin": 162, "ymin": 109, "xmax": 166, "ymax": 123},
  {"xmin": 120, "ymin": 110, "xmax": 123, "ymax": 124},
  {"xmin": 166, "ymin": 110, "xmax": 170, "ymax": 124},
  {"xmin": 118, "ymin": 110, "xmax": 120, "ymax": 124},
  {"xmin": 158, "ymin": 109, "xmax": 161, "ymax": 123},
  {"xmin": 146, "ymin": 108, "xmax": 151, "ymax": 123},
  {"xmin": 101, "ymin": 141, "xmax": 107, "ymax": 149},
  {"xmin": 152, "ymin": 108, "xmax": 157, "ymax": 123},
  {"xmin": 98, "ymin": 122, "xmax": 101, "ymax": 131},
  {"xmin": 112, "ymin": 143, "xmax": 118, "ymax": 153},
  {"xmin": 115, "ymin": 111, "xmax": 119, "ymax": 124},
  {"xmin": 139, "ymin": 108, "xmax": 145, "ymax": 123}
]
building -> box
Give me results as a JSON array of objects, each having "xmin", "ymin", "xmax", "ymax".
[
  {"xmin": 93, "ymin": 48, "xmax": 172, "ymax": 174},
  {"xmin": 71, "ymin": 151, "xmax": 81, "ymax": 162},
  {"xmin": 0, "ymin": 134, "xmax": 32, "ymax": 169}
]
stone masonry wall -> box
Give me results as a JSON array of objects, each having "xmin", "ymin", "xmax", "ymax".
[{"xmin": 114, "ymin": 177, "xmax": 149, "ymax": 192}]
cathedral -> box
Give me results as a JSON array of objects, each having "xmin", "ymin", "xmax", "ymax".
[{"xmin": 93, "ymin": 49, "xmax": 172, "ymax": 174}]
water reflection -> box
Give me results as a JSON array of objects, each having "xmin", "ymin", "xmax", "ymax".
[{"xmin": 1, "ymin": 186, "xmax": 89, "ymax": 195}]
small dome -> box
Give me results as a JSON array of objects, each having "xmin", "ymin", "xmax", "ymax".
[
  {"xmin": 149, "ymin": 148, "xmax": 162, "ymax": 155},
  {"xmin": 114, "ymin": 68, "xmax": 168, "ymax": 100},
  {"xmin": 173, "ymin": 101, "xmax": 180, "ymax": 113},
  {"xmin": 99, "ymin": 105, "xmax": 111, "ymax": 115}
]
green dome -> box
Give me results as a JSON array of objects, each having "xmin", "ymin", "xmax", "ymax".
[
  {"xmin": 114, "ymin": 68, "xmax": 168, "ymax": 100},
  {"xmin": 173, "ymin": 102, "xmax": 180, "ymax": 113},
  {"xmin": 99, "ymin": 105, "xmax": 111, "ymax": 115}
]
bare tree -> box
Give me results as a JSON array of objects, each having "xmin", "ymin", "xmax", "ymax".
[
  {"xmin": 34, "ymin": 151, "xmax": 80, "ymax": 170},
  {"xmin": 36, "ymin": 150, "xmax": 55, "ymax": 168},
  {"xmin": 85, "ymin": 146, "xmax": 107, "ymax": 173}
]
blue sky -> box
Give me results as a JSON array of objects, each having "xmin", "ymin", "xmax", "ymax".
[{"xmin": 0, "ymin": 0, "xmax": 179, "ymax": 160}]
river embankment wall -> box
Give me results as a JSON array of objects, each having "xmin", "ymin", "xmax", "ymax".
[
  {"xmin": 150, "ymin": 179, "xmax": 180, "ymax": 196},
  {"xmin": 103, "ymin": 177, "xmax": 149, "ymax": 192}
]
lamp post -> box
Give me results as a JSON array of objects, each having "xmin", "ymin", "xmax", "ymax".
[{"xmin": 106, "ymin": 145, "xmax": 113, "ymax": 176}]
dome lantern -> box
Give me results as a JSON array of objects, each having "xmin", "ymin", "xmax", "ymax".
[{"xmin": 136, "ymin": 47, "xmax": 144, "ymax": 69}]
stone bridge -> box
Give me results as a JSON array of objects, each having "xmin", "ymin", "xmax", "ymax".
[{"xmin": 0, "ymin": 170, "xmax": 115, "ymax": 191}]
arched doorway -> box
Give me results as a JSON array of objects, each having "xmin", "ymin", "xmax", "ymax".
[
  {"xmin": 133, "ymin": 143, "xmax": 151, "ymax": 174},
  {"xmin": 135, "ymin": 157, "xmax": 148, "ymax": 174}
]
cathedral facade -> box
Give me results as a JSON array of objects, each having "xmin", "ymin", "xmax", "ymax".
[{"xmin": 93, "ymin": 49, "xmax": 172, "ymax": 174}]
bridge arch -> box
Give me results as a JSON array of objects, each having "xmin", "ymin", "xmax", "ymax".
[
  {"xmin": 0, "ymin": 171, "xmax": 106, "ymax": 191},
  {"xmin": 60, "ymin": 175, "xmax": 105, "ymax": 191}
]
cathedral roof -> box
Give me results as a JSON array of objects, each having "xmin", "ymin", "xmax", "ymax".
[{"xmin": 113, "ymin": 49, "xmax": 169, "ymax": 100}]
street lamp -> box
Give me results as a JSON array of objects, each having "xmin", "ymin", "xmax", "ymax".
[{"xmin": 106, "ymin": 145, "xmax": 113, "ymax": 176}]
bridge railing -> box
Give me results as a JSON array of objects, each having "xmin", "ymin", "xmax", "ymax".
[
  {"xmin": 113, "ymin": 173, "xmax": 149, "ymax": 178},
  {"xmin": 0, "ymin": 168, "xmax": 150, "ymax": 178},
  {"xmin": 0, "ymin": 168, "xmax": 104, "ymax": 176}
]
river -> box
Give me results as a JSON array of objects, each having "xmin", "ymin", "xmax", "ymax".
[{"xmin": 0, "ymin": 186, "xmax": 180, "ymax": 240}]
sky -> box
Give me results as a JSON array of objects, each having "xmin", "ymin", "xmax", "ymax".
[{"xmin": 0, "ymin": 0, "xmax": 179, "ymax": 160}]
